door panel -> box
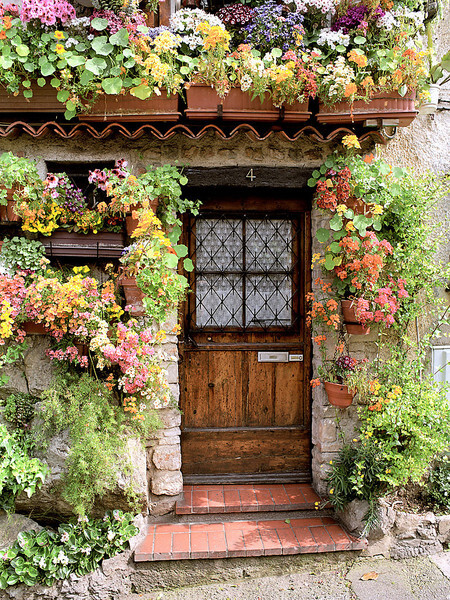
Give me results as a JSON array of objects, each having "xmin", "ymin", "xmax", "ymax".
[{"xmin": 180, "ymin": 194, "xmax": 311, "ymax": 481}]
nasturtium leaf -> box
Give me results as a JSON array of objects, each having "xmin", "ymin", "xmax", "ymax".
[
  {"xmin": 40, "ymin": 62, "xmax": 55, "ymax": 76},
  {"xmin": 15, "ymin": 44, "xmax": 29, "ymax": 57},
  {"xmin": 183, "ymin": 258, "xmax": 194, "ymax": 272},
  {"xmin": 123, "ymin": 58, "xmax": 136, "ymax": 68},
  {"xmin": 379, "ymin": 162, "xmax": 391, "ymax": 175},
  {"xmin": 80, "ymin": 69, "xmax": 94, "ymax": 85},
  {"xmin": 344, "ymin": 209, "xmax": 354, "ymax": 219},
  {"xmin": 271, "ymin": 47, "xmax": 282, "ymax": 58},
  {"xmin": 37, "ymin": 77, "xmax": 46, "ymax": 87},
  {"xmin": 109, "ymin": 66, "xmax": 122, "ymax": 77},
  {"xmin": 336, "ymin": 45, "xmax": 346, "ymax": 53},
  {"xmin": 102, "ymin": 77, "xmax": 123, "ymax": 94},
  {"xmin": 329, "ymin": 241, "xmax": 341, "ymax": 253},
  {"xmin": 90, "ymin": 17, "xmax": 109, "ymax": 31},
  {"xmin": 312, "ymin": 169, "xmax": 320, "ymax": 179},
  {"xmin": 329, "ymin": 214, "xmax": 343, "ymax": 231},
  {"xmin": 319, "ymin": 164, "xmax": 327, "ymax": 174},
  {"xmin": 168, "ymin": 224, "xmax": 182, "ymax": 244},
  {"xmin": 316, "ymin": 228, "xmax": 330, "ymax": 243},
  {"xmin": 164, "ymin": 254, "xmax": 179, "ymax": 269},
  {"xmin": 66, "ymin": 55, "xmax": 85, "ymax": 67},
  {"xmin": 324, "ymin": 254, "xmax": 335, "ymax": 271},
  {"xmin": 174, "ymin": 244, "xmax": 188, "ymax": 258},
  {"xmin": 398, "ymin": 84, "xmax": 407, "ymax": 97},
  {"xmin": 64, "ymin": 108, "xmax": 76, "ymax": 121},
  {"xmin": 50, "ymin": 77, "xmax": 60, "ymax": 87},
  {"xmin": 23, "ymin": 89, "xmax": 33, "ymax": 98},
  {"xmin": 333, "ymin": 230, "xmax": 346, "ymax": 240},
  {"xmin": 307, "ymin": 177, "xmax": 316, "ymax": 187},
  {"xmin": 130, "ymin": 83, "xmax": 151, "ymax": 99},
  {"xmin": 392, "ymin": 166, "xmax": 405, "ymax": 178},
  {"xmin": 57, "ymin": 89, "xmax": 70, "ymax": 102},
  {"xmin": 85, "ymin": 57, "xmax": 107, "ymax": 75},
  {"xmin": 23, "ymin": 62, "xmax": 34, "ymax": 72},
  {"xmin": 92, "ymin": 36, "xmax": 113, "ymax": 56},
  {"xmin": 22, "ymin": 79, "xmax": 31, "ymax": 88},
  {"xmin": 354, "ymin": 36, "xmax": 366, "ymax": 44},
  {"xmin": 109, "ymin": 28, "xmax": 129, "ymax": 47}
]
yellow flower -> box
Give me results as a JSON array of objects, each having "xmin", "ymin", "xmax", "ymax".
[
  {"xmin": 55, "ymin": 44, "xmax": 65, "ymax": 54},
  {"xmin": 345, "ymin": 221, "xmax": 355, "ymax": 232},
  {"xmin": 329, "ymin": 488, "xmax": 334, "ymax": 494},
  {"xmin": 54, "ymin": 31, "xmax": 65, "ymax": 40},
  {"xmin": 342, "ymin": 134, "xmax": 361, "ymax": 149},
  {"xmin": 371, "ymin": 204, "xmax": 384, "ymax": 215},
  {"xmin": 336, "ymin": 204, "xmax": 347, "ymax": 215}
]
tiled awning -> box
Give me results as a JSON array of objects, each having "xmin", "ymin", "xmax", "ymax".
[{"xmin": 0, "ymin": 120, "xmax": 388, "ymax": 144}]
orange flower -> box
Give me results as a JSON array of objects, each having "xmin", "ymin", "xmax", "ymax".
[
  {"xmin": 0, "ymin": 30, "xmax": 5, "ymax": 39},
  {"xmin": 3, "ymin": 16, "xmax": 12, "ymax": 30},
  {"xmin": 310, "ymin": 378, "xmax": 321, "ymax": 388},
  {"xmin": 363, "ymin": 153, "xmax": 374, "ymax": 164},
  {"xmin": 344, "ymin": 83, "xmax": 357, "ymax": 98}
]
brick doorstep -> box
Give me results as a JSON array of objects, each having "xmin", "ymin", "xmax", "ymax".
[
  {"xmin": 176, "ymin": 483, "xmax": 323, "ymax": 515},
  {"xmin": 134, "ymin": 515, "xmax": 367, "ymax": 562}
]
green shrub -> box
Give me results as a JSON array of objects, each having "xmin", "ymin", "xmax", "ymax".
[
  {"xmin": 38, "ymin": 370, "xmax": 159, "ymax": 516},
  {"xmin": 0, "ymin": 425, "xmax": 48, "ymax": 513},
  {"xmin": 0, "ymin": 237, "xmax": 46, "ymax": 275},
  {"xmin": 0, "ymin": 511, "xmax": 138, "ymax": 588},
  {"xmin": 428, "ymin": 455, "xmax": 450, "ymax": 511}
]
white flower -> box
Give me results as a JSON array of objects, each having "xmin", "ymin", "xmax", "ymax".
[
  {"xmin": 316, "ymin": 28, "xmax": 350, "ymax": 49},
  {"xmin": 107, "ymin": 530, "xmax": 116, "ymax": 541},
  {"xmin": 60, "ymin": 532, "xmax": 69, "ymax": 543}
]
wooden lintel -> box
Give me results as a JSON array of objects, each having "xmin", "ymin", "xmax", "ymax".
[{"xmin": 184, "ymin": 166, "xmax": 312, "ymax": 189}]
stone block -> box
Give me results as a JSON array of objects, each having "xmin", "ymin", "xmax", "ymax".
[
  {"xmin": 151, "ymin": 470, "xmax": 183, "ymax": 496},
  {"xmin": 438, "ymin": 515, "xmax": 450, "ymax": 542},
  {"xmin": 0, "ymin": 513, "xmax": 43, "ymax": 550},
  {"xmin": 165, "ymin": 362, "xmax": 178, "ymax": 384},
  {"xmin": 337, "ymin": 499, "xmax": 369, "ymax": 535},
  {"xmin": 169, "ymin": 383, "xmax": 180, "ymax": 402},
  {"xmin": 152, "ymin": 444, "xmax": 182, "ymax": 471},
  {"xmin": 157, "ymin": 408, "xmax": 181, "ymax": 429},
  {"xmin": 148, "ymin": 494, "xmax": 180, "ymax": 516},
  {"xmin": 23, "ymin": 338, "xmax": 55, "ymax": 396}
]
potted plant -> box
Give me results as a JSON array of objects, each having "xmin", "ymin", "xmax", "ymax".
[
  {"xmin": 420, "ymin": 50, "xmax": 450, "ymax": 114},
  {"xmin": 314, "ymin": 354, "xmax": 367, "ymax": 408},
  {"xmin": 0, "ymin": 152, "xmax": 42, "ymax": 223}
]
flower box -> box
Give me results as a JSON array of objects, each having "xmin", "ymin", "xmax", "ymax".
[
  {"xmin": 22, "ymin": 321, "xmax": 47, "ymax": 335},
  {"xmin": 341, "ymin": 300, "xmax": 370, "ymax": 336},
  {"xmin": 119, "ymin": 275, "xmax": 145, "ymax": 317},
  {"xmin": 39, "ymin": 230, "xmax": 125, "ymax": 258},
  {"xmin": 81, "ymin": 92, "xmax": 181, "ymax": 122},
  {"xmin": 125, "ymin": 199, "xmax": 159, "ymax": 237},
  {"xmin": 323, "ymin": 381, "xmax": 354, "ymax": 408},
  {"xmin": 316, "ymin": 92, "xmax": 417, "ymax": 126},
  {"xmin": 0, "ymin": 84, "xmax": 65, "ymax": 114},
  {"xmin": 185, "ymin": 85, "xmax": 311, "ymax": 122}
]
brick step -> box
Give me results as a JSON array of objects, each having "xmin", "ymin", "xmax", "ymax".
[
  {"xmin": 134, "ymin": 515, "xmax": 367, "ymax": 562},
  {"xmin": 176, "ymin": 483, "xmax": 323, "ymax": 515}
]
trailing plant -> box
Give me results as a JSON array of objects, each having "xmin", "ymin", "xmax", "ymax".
[
  {"xmin": 0, "ymin": 342, "xmax": 28, "ymax": 388},
  {"xmin": 37, "ymin": 370, "xmax": 160, "ymax": 516},
  {"xmin": 0, "ymin": 152, "xmax": 41, "ymax": 207},
  {"xmin": 0, "ymin": 238, "xmax": 47, "ymax": 276},
  {"xmin": 0, "ymin": 424, "xmax": 48, "ymax": 513},
  {"xmin": 0, "ymin": 510, "xmax": 138, "ymax": 588}
]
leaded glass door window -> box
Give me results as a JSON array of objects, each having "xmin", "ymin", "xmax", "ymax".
[{"xmin": 187, "ymin": 214, "xmax": 300, "ymax": 332}]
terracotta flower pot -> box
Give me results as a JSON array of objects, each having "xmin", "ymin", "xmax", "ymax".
[
  {"xmin": 345, "ymin": 197, "xmax": 372, "ymax": 218},
  {"xmin": 22, "ymin": 321, "xmax": 47, "ymax": 335},
  {"xmin": 75, "ymin": 343, "xmax": 89, "ymax": 357},
  {"xmin": 0, "ymin": 188, "xmax": 20, "ymax": 222},
  {"xmin": 341, "ymin": 300, "xmax": 370, "ymax": 335},
  {"xmin": 324, "ymin": 381, "xmax": 354, "ymax": 408},
  {"xmin": 81, "ymin": 92, "xmax": 181, "ymax": 122},
  {"xmin": 185, "ymin": 85, "xmax": 311, "ymax": 122},
  {"xmin": 317, "ymin": 92, "xmax": 417, "ymax": 126},
  {"xmin": 125, "ymin": 199, "xmax": 159, "ymax": 237},
  {"xmin": 119, "ymin": 275, "xmax": 145, "ymax": 317}
]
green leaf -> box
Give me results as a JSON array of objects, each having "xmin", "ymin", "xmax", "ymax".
[
  {"xmin": 23, "ymin": 89, "xmax": 33, "ymax": 99},
  {"xmin": 109, "ymin": 29, "xmax": 129, "ymax": 47},
  {"xmin": 129, "ymin": 83, "xmax": 151, "ymax": 100},
  {"xmin": 336, "ymin": 45, "xmax": 346, "ymax": 53},
  {"xmin": 80, "ymin": 69, "xmax": 94, "ymax": 85},
  {"xmin": 324, "ymin": 254, "xmax": 335, "ymax": 271},
  {"xmin": 354, "ymin": 36, "xmax": 366, "ymax": 44},
  {"xmin": 50, "ymin": 77, "xmax": 60, "ymax": 88},
  {"xmin": 168, "ymin": 224, "xmax": 182, "ymax": 244},
  {"xmin": 85, "ymin": 57, "xmax": 107, "ymax": 75},
  {"xmin": 398, "ymin": 84, "xmax": 407, "ymax": 97},
  {"xmin": 90, "ymin": 17, "xmax": 109, "ymax": 31},
  {"xmin": 353, "ymin": 214, "xmax": 370, "ymax": 234},
  {"xmin": 66, "ymin": 55, "xmax": 85, "ymax": 67},
  {"xmin": 316, "ymin": 228, "xmax": 330, "ymax": 243},
  {"xmin": 183, "ymin": 258, "xmax": 194, "ymax": 272},
  {"xmin": 271, "ymin": 47, "xmax": 282, "ymax": 58},
  {"xmin": 91, "ymin": 36, "xmax": 114, "ymax": 56},
  {"xmin": 16, "ymin": 44, "xmax": 29, "ymax": 57},
  {"xmin": 312, "ymin": 170, "xmax": 320, "ymax": 179},
  {"xmin": 164, "ymin": 254, "xmax": 179, "ymax": 269},
  {"xmin": 174, "ymin": 244, "xmax": 188, "ymax": 258},
  {"xmin": 102, "ymin": 77, "xmax": 123, "ymax": 94},
  {"xmin": 333, "ymin": 230, "xmax": 346, "ymax": 240},
  {"xmin": 319, "ymin": 164, "xmax": 327, "ymax": 174},
  {"xmin": 329, "ymin": 241, "xmax": 341, "ymax": 253},
  {"xmin": 392, "ymin": 166, "xmax": 405, "ymax": 178},
  {"xmin": 329, "ymin": 214, "xmax": 343, "ymax": 231},
  {"xmin": 57, "ymin": 89, "xmax": 70, "ymax": 102},
  {"xmin": 22, "ymin": 79, "xmax": 31, "ymax": 88},
  {"xmin": 37, "ymin": 77, "xmax": 46, "ymax": 87},
  {"xmin": 40, "ymin": 62, "xmax": 55, "ymax": 77},
  {"xmin": 307, "ymin": 177, "xmax": 317, "ymax": 187}
]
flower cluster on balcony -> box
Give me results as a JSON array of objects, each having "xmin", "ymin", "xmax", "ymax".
[{"xmin": 0, "ymin": 0, "xmax": 431, "ymax": 118}]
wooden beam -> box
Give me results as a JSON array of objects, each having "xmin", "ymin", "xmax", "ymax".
[{"xmin": 184, "ymin": 167, "xmax": 312, "ymax": 189}]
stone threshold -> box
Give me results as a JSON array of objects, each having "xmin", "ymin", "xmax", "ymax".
[
  {"xmin": 134, "ymin": 515, "xmax": 367, "ymax": 561},
  {"xmin": 176, "ymin": 483, "xmax": 323, "ymax": 515}
]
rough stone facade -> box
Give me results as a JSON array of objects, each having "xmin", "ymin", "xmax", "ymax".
[{"xmin": 339, "ymin": 499, "xmax": 450, "ymax": 559}]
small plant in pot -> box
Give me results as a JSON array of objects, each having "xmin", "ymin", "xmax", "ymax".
[{"xmin": 314, "ymin": 352, "xmax": 367, "ymax": 408}]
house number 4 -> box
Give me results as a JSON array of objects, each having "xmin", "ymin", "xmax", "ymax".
[{"xmin": 246, "ymin": 169, "xmax": 256, "ymax": 182}]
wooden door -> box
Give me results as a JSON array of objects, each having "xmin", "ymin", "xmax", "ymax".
[{"xmin": 180, "ymin": 193, "xmax": 311, "ymax": 483}]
